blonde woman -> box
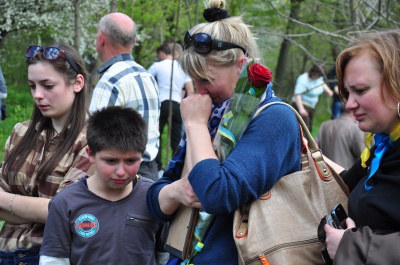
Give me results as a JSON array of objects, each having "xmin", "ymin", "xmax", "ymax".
[{"xmin": 146, "ymin": 0, "xmax": 302, "ymax": 264}]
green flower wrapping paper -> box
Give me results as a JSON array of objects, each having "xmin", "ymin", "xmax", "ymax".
[{"xmin": 213, "ymin": 58, "xmax": 273, "ymax": 160}]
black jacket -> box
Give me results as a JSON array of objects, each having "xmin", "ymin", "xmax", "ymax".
[{"xmin": 335, "ymin": 139, "xmax": 400, "ymax": 264}]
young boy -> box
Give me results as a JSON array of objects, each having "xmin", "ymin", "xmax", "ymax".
[{"xmin": 39, "ymin": 106, "xmax": 166, "ymax": 265}]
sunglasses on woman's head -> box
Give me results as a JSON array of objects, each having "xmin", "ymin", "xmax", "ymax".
[
  {"xmin": 25, "ymin": 45, "xmax": 81, "ymax": 75},
  {"xmin": 183, "ymin": 30, "xmax": 247, "ymax": 55}
]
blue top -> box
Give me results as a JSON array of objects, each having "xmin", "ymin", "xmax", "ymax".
[
  {"xmin": 0, "ymin": 66, "xmax": 7, "ymax": 121},
  {"xmin": 292, "ymin": 72, "xmax": 325, "ymax": 108},
  {"xmin": 146, "ymin": 97, "xmax": 301, "ymax": 264},
  {"xmin": 41, "ymin": 177, "xmax": 165, "ymax": 265},
  {"xmin": 0, "ymin": 66, "xmax": 6, "ymax": 99}
]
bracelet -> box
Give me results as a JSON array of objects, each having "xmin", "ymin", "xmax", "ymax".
[{"xmin": 8, "ymin": 194, "xmax": 17, "ymax": 215}]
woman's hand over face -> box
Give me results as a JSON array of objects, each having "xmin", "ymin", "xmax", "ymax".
[{"xmin": 181, "ymin": 94, "xmax": 212, "ymax": 129}]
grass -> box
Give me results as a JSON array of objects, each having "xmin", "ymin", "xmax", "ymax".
[
  {"xmin": 159, "ymin": 125, "xmax": 175, "ymax": 170},
  {"xmin": 311, "ymin": 94, "xmax": 332, "ymax": 137},
  {"xmin": 0, "ymin": 84, "xmax": 33, "ymax": 161},
  {"xmin": 0, "ymin": 84, "xmax": 32, "ymax": 230}
]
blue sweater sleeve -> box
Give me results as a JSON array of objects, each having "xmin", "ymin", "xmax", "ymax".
[
  {"xmin": 189, "ymin": 101, "xmax": 301, "ymax": 214},
  {"xmin": 146, "ymin": 100, "xmax": 302, "ymax": 220},
  {"xmin": 146, "ymin": 176, "xmax": 177, "ymax": 222}
]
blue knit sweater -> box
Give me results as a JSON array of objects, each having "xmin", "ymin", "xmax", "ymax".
[{"xmin": 146, "ymin": 98, "xmax": 301, "ymax": 264}]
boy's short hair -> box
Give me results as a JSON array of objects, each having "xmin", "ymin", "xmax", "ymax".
[{"xmin": 87, "ymin": 106, "xmax": 147, "ymax": 155}]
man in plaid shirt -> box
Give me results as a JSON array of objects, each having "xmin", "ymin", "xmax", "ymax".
[{"xmin": 90, "ymin": 12, "xmax": 160, "ymax": 181}]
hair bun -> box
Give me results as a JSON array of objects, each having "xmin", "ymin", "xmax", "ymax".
[{"xmin": 203, "ymin": 8, "xmax": 229, "ymax": 22}]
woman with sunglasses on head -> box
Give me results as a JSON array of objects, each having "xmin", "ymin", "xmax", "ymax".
[
  {"xmin": 0, "ymin": 43, "xmax": 94, "ymax": 265},
  {"xmin": 323, "ymin": 30, "xmax": 400, "ymax": 264},
  {"xmin": 146, "ymin": 0, "xmax": 301, "ymax": 264}
]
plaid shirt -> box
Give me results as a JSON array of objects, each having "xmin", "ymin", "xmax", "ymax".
[
  {"xmin": 0, "ymin": 121, "xmax": 95, "ymax": 251},
  {"xmin": 89, "ymin": 54, "xmax": 160, "ymax": 162}
]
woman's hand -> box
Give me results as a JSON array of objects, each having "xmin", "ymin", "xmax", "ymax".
[
  {"xmin": 158, "ymin": 176, "xmax": 203, "ymax": 215},
  {"xmin": 299, "ymin": 108, "xmax": 308, "ymax": 117},
  {"xmin": 323, "ymin": 83, "xmax": 334, "ymax": 97},
  {"xmin": 325, "ymin": 217, "xmax": 356, "ymax": 259},
  {"xmin": 173, "ymin": 177, "xmax": 203, "ymax": 209},
  {"xmin": 294, "ymin": 95, "xmax": 308, "ymax": 117},
  {"xmin": 181, "ymin": 94, "xmax": 212, "ymax": 129},
  {"xmin": 181, "ymin": 93, "xmax": 218, "ymax": 171}
]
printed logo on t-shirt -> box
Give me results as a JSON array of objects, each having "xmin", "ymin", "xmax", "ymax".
[{"xmin": 75, "ymin": 213, "xmax": 99, "ymax": 238}]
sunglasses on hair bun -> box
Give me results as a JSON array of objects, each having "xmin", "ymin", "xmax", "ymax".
[{"xmin": 183, "ymin": 30, "xmax": 247, "ymax": 55}]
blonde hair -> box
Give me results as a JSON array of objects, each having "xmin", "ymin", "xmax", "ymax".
[
  {"xmin": 179, "ymin": 0, "xmax": 259, "ymax": 81},
  {"xmin": 336, "ymin": 30, "xmax": 400, "ymax": 105}
]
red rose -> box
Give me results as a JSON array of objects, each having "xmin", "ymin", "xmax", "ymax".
[{"xmin": 247, "ymin": 63, "xmax": 273, "ymax": 88}]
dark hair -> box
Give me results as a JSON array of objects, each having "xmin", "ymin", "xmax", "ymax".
[
  {"xmin": 2, "ymin": 42, "xmax": 88, "ymax": 182},
  {"xmin": 168, "ymin": 42, "xmax": 183, "ymax": 55},
  {"xmin": 156, "ymin": 43, "xmax": 172, "ymax": 55},
  {"xmin": 87, "ymin": 106, "xmax": 147, "ymax": 155},
  {"xmin": 308, "ymin": 63, "xmax": 325, "ymax": 78}
]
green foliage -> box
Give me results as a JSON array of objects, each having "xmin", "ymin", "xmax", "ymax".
[
  {"xmin": 132, "ymin": 0, "xmax": 198, "ymax": 68},
  {"xmin": 160, "ymin": 124, "xmax": 171, "ymax": 169},
  {"xmin": 0, "ymin": 84, "xmax": 33, "ymax": 162}
]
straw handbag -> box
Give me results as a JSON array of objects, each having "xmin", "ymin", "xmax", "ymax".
[{"xmin": 233, "ymin": 102, "xmax": 350, "ymax": 265}]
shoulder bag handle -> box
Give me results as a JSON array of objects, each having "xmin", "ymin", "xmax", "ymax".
[{"xmin": 254, "ymin": 101, "xmax": 350, "ymax": 197}]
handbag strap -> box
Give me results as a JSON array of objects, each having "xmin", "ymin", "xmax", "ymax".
[
  {"xmin": 253, "ymin": 101, "xmax": 350, "ymax": 196},
  {"xmin": 234, "ymin": 102, "xmax": 350, "ymax": 240},
  {"xmin": 254, "ymin": 102, "xmax": 318, "ymax": 152}
]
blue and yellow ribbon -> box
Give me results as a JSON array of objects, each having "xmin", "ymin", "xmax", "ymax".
[
  {"xmin": 180, "ymin": 226, "xmax": 205, "ymax": 265},
  {"xmin": 217, "ymin": 126, "xmax": 237, "ymax": 147},
  {"xmin": 360, "ymin": 122, "xmax": 400, "ymax": 190}
]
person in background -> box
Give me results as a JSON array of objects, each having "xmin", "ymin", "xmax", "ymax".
[
  {"xmin": 0, "ymin": 43, "xmax": 94, "ymax": 265},
  {"xmin": 327, "ymin": 64, "xmax": 341, "ymax": 119},
  {"xmin": 292, "ymin": 63, "xmax": 334, "ymax": 132},
  {"xmin": 146, "ymin": 0, "xmax": 301, "ymax": 264},
  {"xmin": 324, "ymin": 30, "xmax": 400, "ymax": 264},
  {"xmin": 155, "ymin": 45, "xmax": 169, "ymax": 61},
  {"xmin": 148, "ymin": 44, "xmax": 194, "ymax": 175},
  {"xmin": 0, "ymin": 65, "xmax": 7, "ymax": 121},
  {"xmin": 168, "ymin": 42, "xmax": 194, "ymax": 98},
  {"xmin": 40, "ymin": 106, "xmax": 166, "ymax": 265},
  {"xmin": 168, "ymin": 42, "xmax": 195, "ymax": 139},
  {"xmin": 168, "ymin": 42, "xmax": 183, "ymax": 61},
  {"xmin": 89, "ymin": 12, "xmax": 160, "ymax": 181},
  {"xmin": 315, "ymin": 103, "xmax": 365, "ymax": 169}
]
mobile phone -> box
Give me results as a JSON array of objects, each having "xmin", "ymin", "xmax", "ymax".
[{"xmin": 330, "ymin": 204, "xmax": 348, "ymax": 229}]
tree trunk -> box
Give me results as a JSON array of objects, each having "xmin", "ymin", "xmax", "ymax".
[
  {"xmin": 274, "ymin": 0, "xmax": 304, "ymax": 100},
  {"xmin": 110, "ymin": 0, "xmax": 117, "ymax": 12},
  {"xmin": 73, "ymin": 0, "xmax": 81, "ymax": 52}
]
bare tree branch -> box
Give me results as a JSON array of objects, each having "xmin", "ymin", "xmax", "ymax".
[{"xmin": 266, "ymin": 0, "xmax": 352, "ymax": 42}]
